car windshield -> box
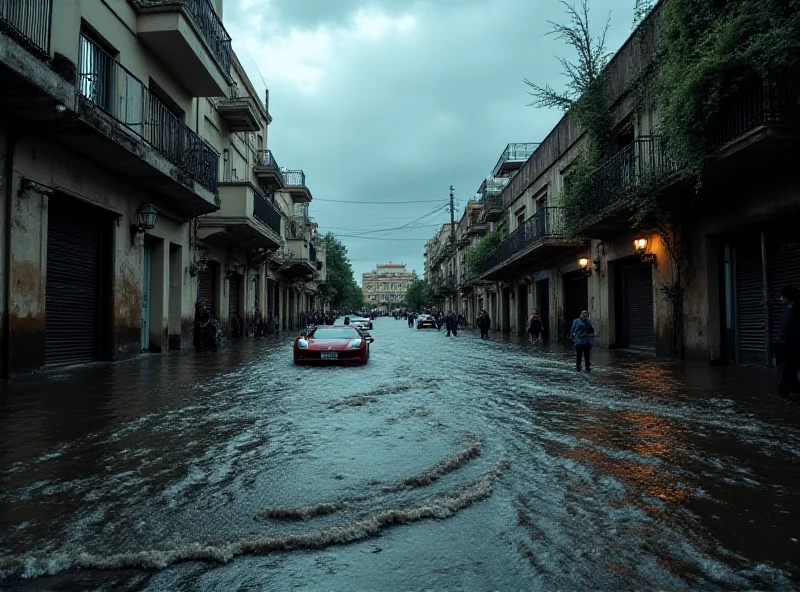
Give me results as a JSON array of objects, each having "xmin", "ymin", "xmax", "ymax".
[{"xmin": 311, "ymin": 328, "xmax": 359, "ymax": 339}]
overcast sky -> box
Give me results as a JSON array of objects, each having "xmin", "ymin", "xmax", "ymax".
[{"xmin": 224, "ymin": 0, "xmax": 637, "ymax": 283}]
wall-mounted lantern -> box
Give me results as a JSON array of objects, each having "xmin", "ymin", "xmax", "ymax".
[
  {"xmin": 634, "ymin": 236, "xmax": 657, "ymax": 265},
  {"xmin": 578, "ymin": 257, "xmax": 592, "ymax": 277},
  {"xmin": 131, "ymin": 203, "xmax": 158, "ymax": 242}
]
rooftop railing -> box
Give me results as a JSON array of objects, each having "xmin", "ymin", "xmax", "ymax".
[
  {"xmin": 282, "ymin": 169, "xmax": 306, "ymax": 188},
  {"xmin": 253, "ymin": 191, "xmax": 281, "ymax": 235},
  {"xmin": 78, "ymin": 34, "xmax": 219, "ymax": 193},
  {"xmin": 136, "ymin": 0, "xmax": 231, "ymax": 74},
  {"xmin": 482, "ymin": 207, "xmax": 567, "ymax": 273},
  {"xmin": 493, "ymin": 142, "xmax": 538, "ymax": 175},
  {"xmin": 0, "ymin": 0, "xmax": 52, "ymax": 57}
]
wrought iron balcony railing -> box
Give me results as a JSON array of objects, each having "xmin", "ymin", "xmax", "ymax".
[
  {"xmin": 579, "ymin": 135, "xmax": 675, "ymax": 216},
  {"xmin": 253, "ymin": 192, "xmax": 281, "ymax": 235},
  {"xmin": 482, "ymin": 207, "xmax": 567, "ymax": 273},
  {"xmin": 0, "ymin": 0, "xmax": 52, "ymax": 57},
  {"xmin": 710, "ymin": 74, "xmax": 800, "ymax": 149},
  {"xmin": 78, "ymin": 35, "xmax": 219, "ymax": 193},
  {"xmin": 254, "ymin": 150, "xmax": 284, "ymax": 180},
  {"xmin": 135, "ymin": 0, "xmax": 231, "ymax": 74},
  {"xmin": 282, "ymin": 169, "xmax": 306, "ymax": 188}
]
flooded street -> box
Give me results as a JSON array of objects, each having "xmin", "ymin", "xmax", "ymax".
[{"xmin": 1, "ymin": 318, "xmax": 799, "ymax": 591}]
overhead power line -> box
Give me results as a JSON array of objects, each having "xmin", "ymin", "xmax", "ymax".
[
  {"xmin": 312, "ymin": 198, "xmax": 448, "ymax": 205},
  {"xmin": 335, "ymin": 204, "xmax": 449, "ymax": 238},
  {"xmin": 332, "ymin": 235, "xmax": 432, "ymax": 241}
]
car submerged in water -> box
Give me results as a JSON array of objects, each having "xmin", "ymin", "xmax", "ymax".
[
  {"xmin": 416, "ymin": 314, "xmax": 438, "ymax": 329},
  {"xmin": 294, "ymin": 325, "xmax": 374, "ymax": 365}
]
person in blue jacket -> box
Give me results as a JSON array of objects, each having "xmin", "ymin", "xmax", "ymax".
[{"xmin": 571, "ymin": 310, "xmax": 595, "ymax": 372}]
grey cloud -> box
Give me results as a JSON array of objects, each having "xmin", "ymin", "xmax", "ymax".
[{"xmin": 226, "ymin": 0, "xmax": 636, "ymax": 281}]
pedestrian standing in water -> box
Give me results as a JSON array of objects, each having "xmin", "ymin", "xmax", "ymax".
[
  {"xmin": 528, "ymin": 311, "xmax": 544, "ymax": 345},
  {"xmin": 477, "ymin": 309, "xmax": 491, "ymax": 340},
  {"xmin": 446, "ymin": 311, "xmax": 459, "ymax": 337},
  {"xmin": 775, "ymin": 285, "xmax": 800, "ymax": 399},
  {"xmin": 571, "ymin": 310, "xmax": 595, "ymax": 372}
]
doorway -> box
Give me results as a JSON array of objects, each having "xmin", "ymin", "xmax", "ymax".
[
  {"xmin": 563, "ymin": 271, "xmax": 589, "ymax": 340},
  {"xmin": 518, "ymin": 284, "xmax": 528, "ymax": 335},
  {"xmin": 536, "ymin": 279, "xmax": 550, "ymax": 340}
]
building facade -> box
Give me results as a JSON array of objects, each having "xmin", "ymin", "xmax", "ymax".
[
  {"xmin": 0, "ymin": 0, "xmax": 326, "ymax": 377},
  {"xmin": 424, "ymin": 1, "xmax": 800, "ymax": 368},
  {"xmin": 363, "ymin": 262, "xmax": 414, "ymax": 310}
]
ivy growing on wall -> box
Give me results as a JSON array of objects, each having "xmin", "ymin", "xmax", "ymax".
[
  {"xmin": 467, "ymin": 229, "xmax": 506, "ymax": 275},
  {"xmin": 659, "ymin": 0, "xmax": 800, "ymax": 174}
]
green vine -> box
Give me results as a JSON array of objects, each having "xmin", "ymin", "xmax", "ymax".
[
  {"xmin": 468, "ymin": 229, "xmax": 506, "ymax": 274},
  {"xmin": 659, "ymin": 0, "xmax": 800, "ymax": 174}
]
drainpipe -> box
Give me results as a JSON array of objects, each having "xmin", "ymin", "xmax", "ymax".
[{"xmin": 1, "ymin": 130, "xmax": 15, "ymax": 378}]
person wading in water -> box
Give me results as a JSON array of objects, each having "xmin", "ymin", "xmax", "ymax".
[{"xmin": 571, "ymin": 310, "xmax": 595, "ymax": 372}]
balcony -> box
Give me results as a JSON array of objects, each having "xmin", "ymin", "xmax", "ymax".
[
  {"xmin": 283, "ymin": 238, "xmax": 317, "ymax": 277},
  {"xmin": 281, "ymin": 168, "xmax": 312, "ymax": 202},
  {"xmin": 216, "ymin": 84, "xmax": 260, "ymax": 132},
  {"xmin": 482, "ymin": 207, "xmax": 586, "ymax": 280},
  {"xmin": 198, "ymin": 181, "xmax": 281, "ymax": 248},
  {"xmin": 467, "ymin": 210, "xmax": 487, "ymax": 236},
  {"xmin": 703, "ymin": 73, "xmax": 800, "ymax": 185},
  {"xmin": 492, "ymin": 142, "xmax": 538, "ymax": 177},
  {"xmin": 133, "ymin": 0, "xmax": 232, "ymax": 97},
  {"xmin": 572, "ymin": 135, "xmax": 677, "ymax": 238},
  {"xmin": 481, "ymin": 196, "xmax": 504, "ymax": 222},
  {"xmin": 0, "ymin": 0, "xmax": 52, "ymax": 58},
  {"xmin": 70, "ymin": 35, "xmax": 218, "ymax": 216},
  {"xmin": 253, "ymin": 150, "xmax": 285, "ymax": 189}
]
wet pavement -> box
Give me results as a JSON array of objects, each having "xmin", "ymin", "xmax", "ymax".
[{"xmin": 1, "ymin": 318, "xmax": 799, "ymax": 591}]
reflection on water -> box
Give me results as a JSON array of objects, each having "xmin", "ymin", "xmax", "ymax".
[{"xmin": 0, "ymin": 321, "xmax": 798, "ymax": 590}]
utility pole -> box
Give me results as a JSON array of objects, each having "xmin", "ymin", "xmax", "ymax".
[{"xmin": 449, "ymin": 185, "xmax": 455, "ymax": 255}]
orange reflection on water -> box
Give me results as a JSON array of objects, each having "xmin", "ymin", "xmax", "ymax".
[{"xmin": 561, "ymin": 445, "xmax": 687, "ymax": 503}]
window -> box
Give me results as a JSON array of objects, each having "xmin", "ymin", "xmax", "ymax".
[{"xmin": 78, "ymin": 30, "xmax": 118, "ymax": 115}]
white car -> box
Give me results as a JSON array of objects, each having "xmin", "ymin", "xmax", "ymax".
[{"xmin": 349, "ymin": 316, "xmax": 373, "ymax": 331}]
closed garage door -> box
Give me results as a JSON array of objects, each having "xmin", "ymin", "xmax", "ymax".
[
  {"xmin": 228, "ymin": 274, "xmax": 241, "ymax": 317},
  {"xmin": 622, "ymin": 264, "xmax": 654, "ymax": 351},
  {"xmin": 45, "ymin": 199, "xmax": 102, "ymax": 366},
  {"xmin": 735, "ymin": 240, "xmax": 767, "ymax": 366},
  {"xmin": 197, "ymin": 267, "xmax": 216, "ymax": 315},
  {"xmin": 768, "ymin": 231, "xmax": 800, "ymax": 349}
]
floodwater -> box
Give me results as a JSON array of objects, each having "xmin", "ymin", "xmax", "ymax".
[{"xmin": 1, "ymin": 318, "xmax": 798, "ymax": 591}]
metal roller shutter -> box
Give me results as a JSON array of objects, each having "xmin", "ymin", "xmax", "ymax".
[
  {"xmin": 228, "ymin": 274, "xmax": 240, "ymax": 317},
  {"xmin": 623, "ymin": 264, "xmax": 654, "ymax": 351},
  {"xmin": 768, "ymin": 232, "xmax": 800, "ymax": 346},
  {"xmin": 197, "ymin": 268, "xmax": 215, "ymax": 313},
  {"xmin": 45, "ymin": 200, "xmax": 101, "ymax": 366},
  {"xmin": 735, "ymin": 241, "xmax": 767, "ymax": 365}
]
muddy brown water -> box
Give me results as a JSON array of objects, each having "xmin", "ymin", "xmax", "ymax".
[{"xmin": 1, "ymin": 318, "xmax": 798, "ymax": 590}]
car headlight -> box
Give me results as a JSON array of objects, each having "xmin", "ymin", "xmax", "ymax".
[
  {"xmin": 298, "ymin": 339, "xmax": 309, "ymax": 349},
  {"xmin": 349, "ymin": 339, "xmax": 362, "ymax": 349}
]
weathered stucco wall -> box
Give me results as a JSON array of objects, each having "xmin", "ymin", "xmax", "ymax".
[{"xmin": 7, "ymin": 134, "xmax": 195, "ymax": 372}]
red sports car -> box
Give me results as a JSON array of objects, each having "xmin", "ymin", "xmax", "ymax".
[{"xmin": 293, "ymin": 325, "xmax": 374, "ymax": 365}]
